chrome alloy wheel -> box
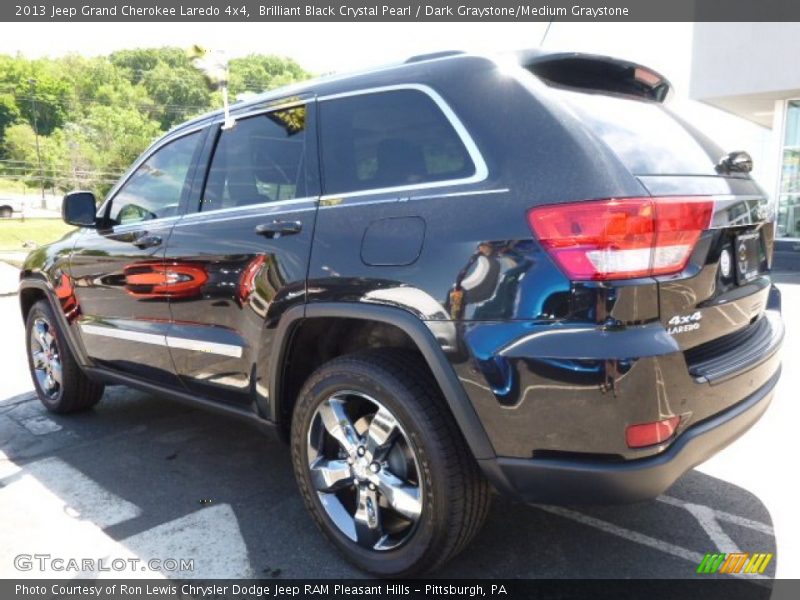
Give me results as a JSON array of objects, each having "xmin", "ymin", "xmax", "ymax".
[
  {"xmin": 30, "ymin": 317, "xmax": 62, "ymax": 399},
  {"xmin": 307, "ymin": 390, "xmax": 423, "ymax": 551}
]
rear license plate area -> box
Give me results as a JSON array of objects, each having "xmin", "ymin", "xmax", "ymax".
[{"xmin": 734, "ymin": 231, "xmax": 762, "ymax": 284}]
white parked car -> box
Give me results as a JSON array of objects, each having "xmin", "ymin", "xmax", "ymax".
[{"xmin": 0, "ymin": 196, "xmax": 26, "ymax": 218}]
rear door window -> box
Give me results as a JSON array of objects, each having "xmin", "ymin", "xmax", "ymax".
[
  {"xmin": 319, "ymin": 89, "xmax": 476, "ymax": 195},
  {"xmin": 558, "ymin": 90, "xmax": 722, "ymax": 176}
]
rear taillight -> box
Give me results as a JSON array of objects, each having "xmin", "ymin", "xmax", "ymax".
[
  {"xmin": 527, "ymin": 197, "xmax": 713, "ymax": 281},
  {"xmin": 626, "ymin": 416, "xmax": 681, "ymax": 448}
]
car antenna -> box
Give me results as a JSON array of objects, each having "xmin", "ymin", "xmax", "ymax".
[
  {"xmin": 188, "ymin": 45, "xmax": 236, "ymax": 129},
  {"xmin": 540, "ymin": 17, "xmax": 555, "ymax": 46}
]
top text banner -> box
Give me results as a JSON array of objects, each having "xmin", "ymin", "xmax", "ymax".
[{"xmin": 4, "ymin": 0, "xmax": 800, "ymax": 22}]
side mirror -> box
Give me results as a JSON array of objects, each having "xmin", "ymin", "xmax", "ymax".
[
  {"xmin": 62, "ymin": 191, "xmax": 97, "ymax": 227},
  {"xmin": 716, "ymin": 151, "xmax": 753, "ymax": 174}
]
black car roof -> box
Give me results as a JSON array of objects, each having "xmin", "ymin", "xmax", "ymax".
[
  {"xmin": 168, "ymin": 51, "xmax": 499, "ymax": 134},
  {"xmin": 169, "ymin": 48, "xmax": 672, "ymax": 135}
]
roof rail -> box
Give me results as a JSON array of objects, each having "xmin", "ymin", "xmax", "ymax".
[{"xmin": 404, "ymin": 50, "xmax": 464, "ymax": 64}]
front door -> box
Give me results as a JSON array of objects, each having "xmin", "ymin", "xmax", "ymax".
[
  {"xmin": 164, "ymin": 100, "xmax": 319, "ymax": 413},
  {"xmin": 70, "ymin": 130, "xmax": 205, "ymax": 385}
]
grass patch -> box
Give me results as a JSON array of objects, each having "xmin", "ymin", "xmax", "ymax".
[
  {"xmin": 0, "ymin": 218, "xmax": 75, "ymax": 252},
  {"xmin": 0, "ymin": 178, "xmax": 37, "ymax": 195}
]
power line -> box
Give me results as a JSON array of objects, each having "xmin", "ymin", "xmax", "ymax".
[
  {"xmin": 0, "ymin": 159, "xmax": 125, "ymax": 172},
  {"xmin": 0, "ymin": 164, "xmax": 123, "ymax": 174},
  {"xmin": 0, "ymin": 167, "xmax": 125, "ymax": 177},
  {"xmin": 0, "ymin": 72, "xmax": 297, "ymax": 100},
  {"xmin": 7, "ymin": 94, "xmax": 211, "ymax": 115},
  {"xmin": 0, "ymin": 168, "xmax": 126, "ymax": 179},
  {"xmin": 1, "ymin": 69, "xmax": 298, "ymax": 87},
  {"xmin": 0, "ymin": 174, "xmax": 121, "ymax": 184},
  {"xmin": 0, "ymin": 161, "xmax": 127, "ymax": 177}
]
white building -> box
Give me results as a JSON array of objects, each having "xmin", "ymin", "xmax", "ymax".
[{"xmin": 691, "ymin": 23, "xmax": 800, "ymax": 245}]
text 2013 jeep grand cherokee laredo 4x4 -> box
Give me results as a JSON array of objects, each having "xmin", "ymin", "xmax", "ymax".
[{"xmin": 19, "ymin": 50, "xmax": 783, "ymax": 576}]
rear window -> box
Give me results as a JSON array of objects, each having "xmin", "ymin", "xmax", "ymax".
[
  {"xmin": 557, "ymin": 90, "xmax": 721, "ymax": 176},
  {"xmin": 319, "ymin": 89, "xmax": 475, "ymax": 195}
]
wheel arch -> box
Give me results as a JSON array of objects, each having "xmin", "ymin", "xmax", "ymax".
[
  {"xmin": 269, "ymin": 302, "xmax": 496, "ymax": 460},
  {"xmin": 19, "ymin": 278, "xmax": 90, "ymax": 367},
  {"xmin": 19, "ymin": 284, "xmax": 46, "ymax": 323}
]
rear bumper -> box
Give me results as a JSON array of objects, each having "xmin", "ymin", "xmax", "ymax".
[
  {"xmin": 456, "ymin": 298, "xmax": 783, "ymax": 460},
  {"xmin": 479, "ymin": 367, "xmax": 779, "ymax": 504}
]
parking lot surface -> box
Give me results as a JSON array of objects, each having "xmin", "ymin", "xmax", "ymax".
[{"xmin": 1, "ymin": 271, "xmax": 797, "ymax": 580}]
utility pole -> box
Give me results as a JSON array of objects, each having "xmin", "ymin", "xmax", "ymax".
[{"xmin": 28, "ymin": 78, "xmax": 46, "ymax": 209}]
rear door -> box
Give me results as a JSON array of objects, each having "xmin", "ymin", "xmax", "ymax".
[{"xmin": 163, "ymin": 99, "xmax": 319, "ymax": 412}]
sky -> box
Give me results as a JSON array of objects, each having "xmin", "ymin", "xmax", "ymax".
[{"xmin": 0, "ymin": 21, "xmax": 774, "ymax": 186}]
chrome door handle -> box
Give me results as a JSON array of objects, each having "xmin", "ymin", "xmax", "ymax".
[
  {"xmin": 133, "ymin": 234, "xmax": 163, "ymax": 249},
  {"xmin": 255, "ymin": 220, "xmax": 302, "ymax": 239}
]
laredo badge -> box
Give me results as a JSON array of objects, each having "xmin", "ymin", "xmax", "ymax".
[{"xmin": 667, "ymin": 311, "xmax": 702, "ymax": 335}]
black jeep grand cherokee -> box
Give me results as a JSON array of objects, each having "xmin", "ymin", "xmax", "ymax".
[{"xmin": 19, "ymin": 50, "xmax": 783, "ymax": 576}]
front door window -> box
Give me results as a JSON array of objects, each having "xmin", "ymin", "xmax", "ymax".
[{"xmin": 107, "ymin": 132, "xmax": 201, "ymax": 225}]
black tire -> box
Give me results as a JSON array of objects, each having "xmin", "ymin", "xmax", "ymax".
[
  {"xmin": 291, "ymin": 349, "xmax": 491, "ymax": 577},
  {"xmin": 0, "ymin": 206, "xmax": 12, "ymax": 219},
  {"xmin": 25, "ymin": 300, "xmax": 104, "ymax": 413}
]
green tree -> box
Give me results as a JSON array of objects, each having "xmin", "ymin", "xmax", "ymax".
[
  {"xmin": 81, "ymin": 105, "xmax": 161, "ymax": 194},
  {"xmin": 16, "ymin": 59, "xmax": 72, "ymax": 135},
  {"xmin": 111, "ymin": 47, "xmax": 213, "ymax": 129},
  {"xmin": 228, "ymin": 54, "xmax": 309, "ymax": 97},
  {"xmin": 4, "ymin": 121, "xmax": 37, "ymax": 156},
  {"xmin": 0, "ymin": 92, "xmax": 21, "ymax": 155},
  {"xmin": 110, "ymin": 47, "xmax": 190, "ymax": 83},
  {"xmin": 141, "ymin": 62, "xmax": 211, "ymax": 129},
  {"xmin": 0, "ymin": 48, "xmax": 312, "ymax": 196},
  {"xmin": 59, "ymin": 54, "xmax": 151, "ymax": 118}
]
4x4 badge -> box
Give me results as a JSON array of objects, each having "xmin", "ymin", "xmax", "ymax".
[{"xmin": 667, "ymin": 311, "xmax": 702, "ymax": 335}]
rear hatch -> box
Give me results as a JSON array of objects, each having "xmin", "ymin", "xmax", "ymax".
[{"xmin": 524, "ymin": 52, "xmax": 779, "ymax": 377}]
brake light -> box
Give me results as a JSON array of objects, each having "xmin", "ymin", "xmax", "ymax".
[
  {"xmin": 626, "ymin": 416, "xmax": 681, "ymax": 448},
  {"xmin": 527, "ymin": 197, "xmax": 713, "ymax": 280}
]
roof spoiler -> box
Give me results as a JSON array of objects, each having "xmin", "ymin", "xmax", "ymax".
[{"xmin": 518, "ymin": 50, "xmax": 672, "ymax": 103}]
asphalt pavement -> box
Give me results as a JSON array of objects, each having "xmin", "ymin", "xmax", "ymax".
[{"xmin": 0, "ymin": 269, "xmax": 797, "ymax": 580}]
